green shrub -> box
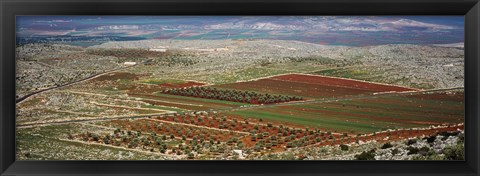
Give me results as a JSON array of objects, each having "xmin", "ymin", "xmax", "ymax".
[
  {"xmin": 187, "ymin": 152, "xmax": 194, "ymax": 159},
  {"xmin": 286, "ymin": 142, "xmax": 293, "ymax": 148},
  {"xmin": 407, "ymin": 146, "xmax": 420, "ymax": 155},
  {"xmin": 391, "ymin": 148, "xmax": 400, "ymax": 155},
  {"xmin": 92, "ymin": 135, "xmax": 99, "ymax": 141},
  {"xmin": 381, "ymin": 142, "xmax": 393, "ymax": 149},
  {"xmin": 418, "ymin": 146, "xmax": 430, "ymax": 156},
  {"xmin": 406, "ymin": 139, "xmax": 417, "ymax": 145},
  {"xmin": 443, "ymin": 144, "xmax": 464, "ymax": 160},
  {"xmin": 340, "ymin": 144, "xmax": 349, "ymax": 151},
  {"xmin": 355, "ymin": 149, "xmax": 376, "ymax": 160},
  {"xmin": 254, "ymin": 145, "xmax": 262, "ymax": 152},
  {"xmin": 424, "ymin": 135, "xmax": 437, "ymax": 143},
  {"xmin": 257, "ymin": 133, "xmax": 263, "ymax": 139}
]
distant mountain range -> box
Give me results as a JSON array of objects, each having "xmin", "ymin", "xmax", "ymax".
[{"xmin": 16, "ymin": 16, "xmax": 464, "ymax": 46}]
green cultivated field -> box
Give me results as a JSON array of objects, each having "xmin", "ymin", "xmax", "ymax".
[{"xmin": 227, "ymin": 91, "xmax": 464, "ymax": 133}]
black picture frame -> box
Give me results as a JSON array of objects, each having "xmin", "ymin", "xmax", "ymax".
[{"xmin": 1, "ymin": 0, "xmax": 479, "ymax": 176}]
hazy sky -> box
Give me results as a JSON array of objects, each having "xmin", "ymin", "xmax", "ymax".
[{"xmin": 16, "ymin": 16, "xmax": 464, "ymax": 46}]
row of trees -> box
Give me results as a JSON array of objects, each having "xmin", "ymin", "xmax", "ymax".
[
  {"xmin": 78, "ymin": 127, "xmax": 241, "ymax": 159},
  {"xmin": 162, "ymin": 86, "xmax": 303, "ymax": 104}
]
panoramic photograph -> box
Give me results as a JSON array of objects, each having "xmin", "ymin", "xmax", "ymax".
[{"xmin": 15, "ymin": 16, "xmax": 464, "ymax": 160}]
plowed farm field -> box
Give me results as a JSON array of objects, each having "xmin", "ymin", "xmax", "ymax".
[{"xmin": 214, "ymin": 74, "xmax": 416, "ymax": 99}]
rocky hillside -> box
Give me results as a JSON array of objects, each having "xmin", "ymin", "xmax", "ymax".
[{"xmin": 91, "ymin": 39, "xmax": 464, "ymax": 89}]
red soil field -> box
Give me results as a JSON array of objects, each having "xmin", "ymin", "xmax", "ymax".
[
  {"xmin": 216, "ymin": 78, "xmax": 372, "ymax": 98},
  {"xmin": 271, "ymin": 74, "xmax": 416, "ymax": 92},
  {"xmin": 93, "ymin": 111, "xmax": 463, "ymax": 154},
  {"xmin": 144, "ymin": 113, "xmax": 346, "ymax": 150},
  {"xmin": 108, "ymin": 119, "xmax": 242, "ymax": 142},
  {"xmin": 215, "ymin": 74, "xmax": 416, "ymax": 99}
]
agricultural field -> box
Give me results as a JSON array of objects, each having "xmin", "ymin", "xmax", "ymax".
[
  {"xmin": 16, "ymin": 65, "xmax": 464, "ymax": 160},
  {"xmin": 227, "ymin": 91, "xmax": 464, "ymax": 133},
  {"xmin": 214, "ymin": 73, "xmax": 416, "ymax": 100},
  {"xmin": 15, "ymin": 16, "xmax": 465, "ymax": 161},
  {"xmin": 161, "ymin": 86, "xmax": 304, "ymax": 104}
]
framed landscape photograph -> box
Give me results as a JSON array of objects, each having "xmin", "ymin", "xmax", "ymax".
[{"xmin": 1, "ymin": 0, "xmax": 479, "ymax": 176}]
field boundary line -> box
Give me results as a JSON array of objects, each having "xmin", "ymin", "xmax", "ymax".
[
  {"xmin": 16, "ymin": 113, "xmax": 170, "ymax": 128},
  {"xmin": 50, "ymin": 109, "xmax": 102, "ymax": 117},
  {"xmin": 79, "ymin": 122, "xmax": 119, "ymax": 130},
  {"xmin": 88, "ymin": 101, "xmax": 174, "ymax": 113},
  {"xmin": 129, "ymin": 93, "xmax": 205, "ymax": 107},
  {"xmin": 60, "ymin": 90, "xmax": 109, "ymax": 97},
  {"xmin": 60, "ymin": 91, "xmax": 188, "ymax": 111}
]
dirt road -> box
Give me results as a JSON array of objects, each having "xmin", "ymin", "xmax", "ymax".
[{"xmin": 16, "ymin": 64, "xmax": 139, "ymax": 104}]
